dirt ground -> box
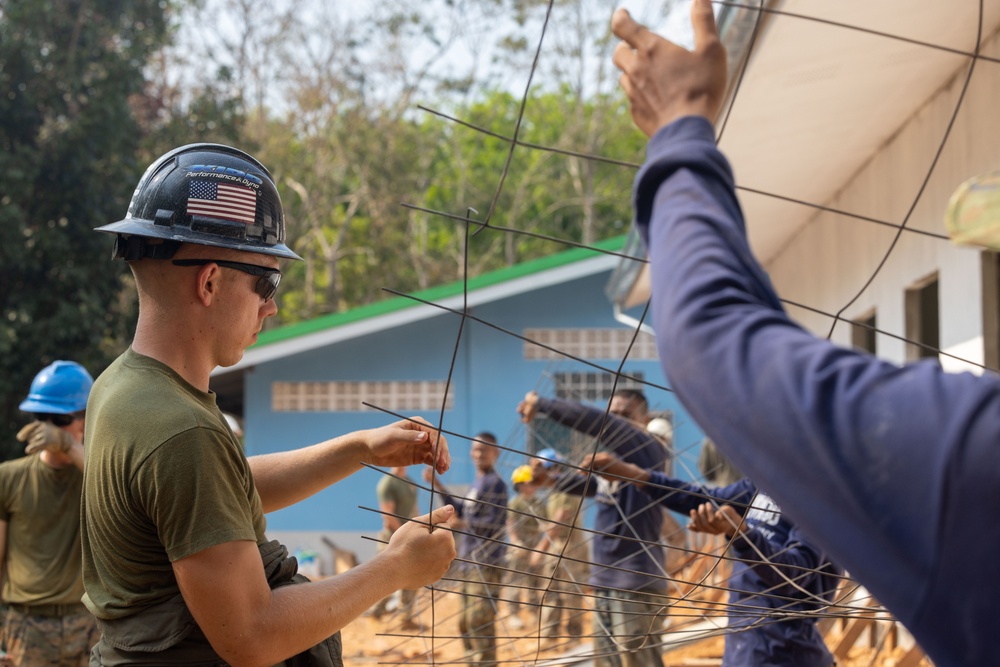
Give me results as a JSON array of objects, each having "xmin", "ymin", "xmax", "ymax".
[{"xmin": 338, "ymin": 588, "xmax": 928, "ymax": 666}]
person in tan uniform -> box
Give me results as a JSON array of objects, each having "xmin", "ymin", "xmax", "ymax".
[
  {"xmin": 505, "ymin": 465, "xmax": 546, "ymax": 629},
  {"xmin": 0, "ymin": 361, "xmax": 96, "ymax": 666},
  {"xmin": 528, "ymin": 449, "xmax": 590, "ymax": 648}
]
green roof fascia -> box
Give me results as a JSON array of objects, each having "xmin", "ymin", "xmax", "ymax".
[{"xmin": 253, "ymin": 235, "xmax": 629, "ymax": 349}]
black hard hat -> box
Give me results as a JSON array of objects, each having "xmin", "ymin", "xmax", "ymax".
[{"xmin": 96, "ymin": 143, "xmax": 302, "ymax": 260}]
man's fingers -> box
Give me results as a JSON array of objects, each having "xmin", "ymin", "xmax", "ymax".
[
  {"xmin": 424, "ymin": 504, "xmax": 455, "ymax": 528},
  {"xmin": 432, "ymin": 436, "xmax": 450, "ymax": 472},
  {"xmin": 611, "ymin": 8, "xmax": 645, "ymax": 47},
  {"xmin": 612, "ymin": 41, "xmax": 636, "ymax": 73},
  {"xmin": 690, "ymin": 0, "xmax": 720, "ymax": 53},
  {"xmin": 15, "ymin": 422, "xmax": 39, "ymax": 443}
]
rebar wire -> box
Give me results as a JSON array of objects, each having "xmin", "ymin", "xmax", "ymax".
[
  {"xmin": 361, "ymin": 468, "xmax": 871, "ymax": 617},
  {"xmin": 359, "ymin": 388, "xmax": 885, "ymax": 658},
  {"xmin": 476, "ymin": 0, "xmax": 557, "ymax": 236},
  {"xmin": 716, "ymin": 0, "xmax": 1000, "ymax": 65},
  {"xmin": 383, "ymin": 247, "xmax": 990, "ymax": 375},
  {"xmin": 361, "ymin": 435, "xmax": 840, "ymax": 594},
  {"xmin": 355, "ymin": 1, "xmax": 998, "ymax": 662},
  {"xmin": 426, "ymin": 208, "xmax": 478, "ymax": 660}
]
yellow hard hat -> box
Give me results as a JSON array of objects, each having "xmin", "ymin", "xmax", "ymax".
[{"xmin": 511, "ymin": 465, "xmax": 534, "ymax": 486}]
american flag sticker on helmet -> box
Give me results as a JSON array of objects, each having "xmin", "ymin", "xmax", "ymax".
[{"xmin": 187, "ymin": 180, "xmax": 257, "ymax": 224}]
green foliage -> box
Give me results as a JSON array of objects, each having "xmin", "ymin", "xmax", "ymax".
[
  {"xmin": 0, "ymin": 0, "xmax": 650, "ymax": 444},
  {"xmin": 265, "ymin": 86, "xmax": 645, "ymax": 327},
  {"xmin": 0, "ymin": 0, "xmax": 173, "ymax": 459}
]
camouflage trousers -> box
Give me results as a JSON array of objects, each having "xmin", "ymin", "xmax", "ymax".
[
  {"xmin": 538, "ymin": 559, "xmax": 588, "ymax": 640},
  {"xmin": 505, "ymin": 548, "xmax": 542, "ymax": 611},
  {"xmin": 458, "ymin": 566, "xmax": 502, "ymax": 667},
  {"xmin": 1, "ymin": 604, "xmax": 99, "ymax": 667}
]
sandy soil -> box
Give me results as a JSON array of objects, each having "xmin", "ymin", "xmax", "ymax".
[{"xmin": 338, "ymin": 589, "xmax": 929, "ymax": 667}]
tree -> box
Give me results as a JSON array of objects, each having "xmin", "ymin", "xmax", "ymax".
[{"xmin": 0, "ymin": 0, "xmax": 174, "ymax": 458}]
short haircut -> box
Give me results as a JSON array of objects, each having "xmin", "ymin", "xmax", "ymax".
[
  {"xmin": 474, "ymin": 432, "xmax": 498, "ymax": 445},
  {"xmin": 613, "ymin": 388, "xmax": 648, "ymax": 411}
]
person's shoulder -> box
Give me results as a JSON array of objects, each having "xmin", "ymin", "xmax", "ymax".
[
  {"xmin": 91, "ymin": 350, "xmax": 227, "ymax": 442},
  {"xmin": 487, "ymin": 469, "xmax": 507, "ymax": 489},
  {"xmin": 376, "ymin": 473, "xmax": 396, "ymax": 495},
  {"xmin": 0, "ymin": 455, "xmax": 33, "ymax": 477}
]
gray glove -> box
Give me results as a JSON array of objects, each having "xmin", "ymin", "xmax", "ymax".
[{"xmin": 16, "ymin": 421, "xmax": 75, "ymax": 455}]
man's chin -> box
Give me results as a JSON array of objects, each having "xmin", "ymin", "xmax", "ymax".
[{"xmin": 218, "ymin": 350, "xmax": 247, "ymax": 369}]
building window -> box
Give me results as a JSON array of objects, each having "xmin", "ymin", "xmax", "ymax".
[
  {"xmin": 851, "ymin": 310, "xmax": 877, "ymax": 354},
  {"xmin": 982, "ymin": 251, "xmax": 1000, "ymax": 370},
  {"xmin": 272, "ymin": 381, "xmax": 453, "ymax": 412},
  {"xmin": 528, "ymin": 372, "xmax": 664, "ymax": 465},
  {"xmin": 523, "ymin": 328, "xmax": 658, "ymax": 360},
  {"xmin": 553, "ymin": 371, "xmax": 646, "ymax": 402},
  {"xmin": 905, "ymin": 273, "xmax": 940, "ymax": 361}
]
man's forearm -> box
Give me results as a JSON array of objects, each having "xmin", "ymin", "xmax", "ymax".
[
  {"xmin": 635, "ymin": 115, "xmax": 982, "ymax": 620},
  {"xmin": 250, "ymin": 434, "xmax": 368, "ymax": 513}
]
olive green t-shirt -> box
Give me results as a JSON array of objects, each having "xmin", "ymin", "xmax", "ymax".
[
  {"xmin": 0, "ymin": 454, "xmax": 84, "ymax": 605},
  {"xmin": 375, "ymin": 474, "xmax": 417, "ymax": 531},
  {"xmin": 81, "ymin": 349, "xmax": 267, "ymax": 620}
]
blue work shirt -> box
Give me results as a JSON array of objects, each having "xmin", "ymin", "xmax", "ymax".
[
  {"xmin": 438, "ymin": 469, "xmax": 508, "ymax": 569},
  {"xmin": 633, "ymin": 115, "xmax": 1000, "ymax": 667},
  {"xmin": 538, "ymin": 397, "xmax": 668, "ymax": 593},
  {"xmin": 644, "ymin": 473, "xmax": 839, "ymax": 667}
]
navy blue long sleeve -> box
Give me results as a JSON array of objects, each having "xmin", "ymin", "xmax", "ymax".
[
  {"xmin": 644, "ymin": 473, "xmax": 840, "ymax": 666},
  {"xmin": 536, "ymin": 397, "xmax": 667, "ymax": 592},
  {"xmin": 438, "ymin": 470, "xmax": 508, "ymax": 568},
  {"xmin": 634, "ymin": 115, "xmax": 1000, "ymax": 667}
]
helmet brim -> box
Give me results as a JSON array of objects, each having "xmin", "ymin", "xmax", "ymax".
[{"xmin": 96, "ymin": 219, "xmax": 303, "ymax": 261}]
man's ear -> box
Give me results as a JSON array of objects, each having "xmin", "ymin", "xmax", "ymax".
[{"xmin": 194, "ymin": 263, "xmax": 221, "ymax": 306}]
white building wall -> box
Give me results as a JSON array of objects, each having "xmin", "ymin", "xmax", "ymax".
[{"xmin": 759, "ymin": 29, "xmax": 1000, "ymax": 373}]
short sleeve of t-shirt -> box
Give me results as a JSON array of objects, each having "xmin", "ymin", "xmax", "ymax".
[
  {"xmin": 134, "ymin": 427, "xmax": 259, "ymax": 562},
  {"xmin": 0, "ymin": 460, "xmax": 20, "ymax": 522},
  {"xmin": 377, "ymin": 475, "xmax": 417, "ymax": 521}
]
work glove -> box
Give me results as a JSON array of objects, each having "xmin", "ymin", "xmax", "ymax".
[{"xmin": 16, "ymin": 421, "xmax": 75, "ymax": 455}]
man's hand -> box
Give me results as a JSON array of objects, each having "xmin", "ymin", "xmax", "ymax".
[
  {"xmin": 364, "ymin": 417, "xmax": 450, "ymax": 474},
  {"xmin": 16, "ymin": 421, "xmax": 75, "ymax": 455},
  {"xmin": 517, "ymin": 391, "xmax": 539, "ymax": 423},
  {"xmin": 385, "ymin": 505, "xmax": 457, "ymax": 590},
  {"xmin": 688, "ymin": 502, "xmax": 743, "ymax": 538},
  {"xmin": 611, "ymin": 0, "xmax": 728, "ymax": 137},
  {"xmin": 581, "ymin": 451, "xmax": 650, "ymax": 485}
]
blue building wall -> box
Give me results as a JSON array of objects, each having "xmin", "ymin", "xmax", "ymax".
[{"xmin": 242, "ymin": 270, "xmax": 704, "ymax": 536}]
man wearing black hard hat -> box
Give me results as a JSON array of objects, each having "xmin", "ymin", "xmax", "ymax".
[{"xmin": 81, "ymin": 145, "xmax": 457, "ymax": 666}]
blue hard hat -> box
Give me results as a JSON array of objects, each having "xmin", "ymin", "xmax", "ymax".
[
  {"xmin": 536, "ymin": 448, "xmax": 566, "ymax": 469},
  {"xmin": 19, "ymin": 361, "xmax": 94, "ymax": 414}
]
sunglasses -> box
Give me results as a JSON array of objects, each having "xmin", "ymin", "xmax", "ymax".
[
  {"xmin": 172, "ymin": 259, "xmax": 282, "ymax": 302},
  {"xmin": 41, "ymin": 411, "xmax": 85, "ymax": 427}
]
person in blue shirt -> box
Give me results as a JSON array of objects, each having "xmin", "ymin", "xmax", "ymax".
[
  {"xmin": 609, "ymin": 1, "xmax": 1000, "ymax": 665},
  {"xmin": 585, "ymin": 452, "xmax": 841, "ymax": 667},
  {"xmin": 519, "ymin": 389, "xmax": 669, "ymax": 667},
  {"xmin": 425, "ymin": 432, "xmax": 508, "ymax": 667}
]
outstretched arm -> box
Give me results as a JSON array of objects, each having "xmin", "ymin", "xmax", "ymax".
[
  {"xmin": 250, "ymin": 418, "xmax": 449, "ymax": 513},
  {"xmin": 613, "ymin": 0, "xmax": 1000, "ymax": 643},
  {"xmin": 521, "ymin": 392, "xmax": 666, "ymax": 470},
  {"xmin": 585, "ymin": 452, "xmax": 752, "ymax": 514},
  {"xmin": 689, "ymin": 505, "xmax": 837, "ymax": 602}
]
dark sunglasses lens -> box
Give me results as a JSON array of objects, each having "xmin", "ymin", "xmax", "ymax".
[
  {"xmin": 49, "ymin": 413, "xmax": 78, "ymax": 426},
  {"xmin": 256, "ymin": 273, "xmax": 280, "ymax": 301}
]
